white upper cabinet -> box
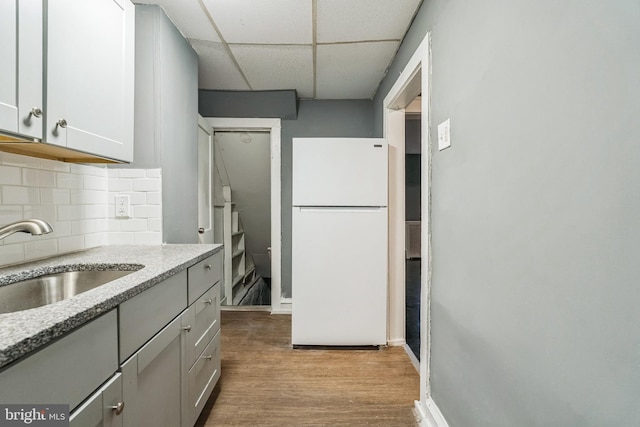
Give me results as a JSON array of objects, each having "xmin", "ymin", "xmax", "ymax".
[
  {"xmin": 0, "ymin": 0, "xmax": 134, "ymax": 162},
  {"xmin": 46, "ymin": 0, "xmax": 135, "ymax": 162},
  {"xmin": 0, "ymin": 0, "xmax": 43, "ymax": 139}
]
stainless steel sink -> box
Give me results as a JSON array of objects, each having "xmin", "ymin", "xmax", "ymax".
[{"xmin": 0, "ymin": 267, "xmax": 140, "ymax": 314}]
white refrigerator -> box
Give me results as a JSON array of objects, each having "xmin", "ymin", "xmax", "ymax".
[{"xmin": 291, "ymin": 137, "xmax": 388, "ymax": 346}]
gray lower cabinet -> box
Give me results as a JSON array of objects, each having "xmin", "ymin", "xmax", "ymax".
[
  {"xmin": 69, "ymin": 373, "xmax": 124, "ymax": 427},
  {"xmin": 0, "ymin": 310, "xmax": 118, "ymax": 411},
  {"xmin": 121, "ymin": 315, "xmax": 186, "ymax": 427}
]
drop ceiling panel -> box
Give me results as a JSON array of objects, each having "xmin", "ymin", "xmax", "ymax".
[
  {"xmin": 137, "ymin": 0, "xmax": 221, "ymax": 42},
  {"xmin": 230, "ymin": 45, "xmax": 314, "ymax": 98},
  {"xmin": 316, "ymin": 41, "xmax": 400, "ymax": 99},
  {"xmin": 190, "ymin": 40, "xmax": 250, "ymax": 90},
  {"xmin": 202, "ymin": 0, "xmax": 313, "ymax": 44},
  {"xmin": 316, "ymin": 0, "xmax": 421, "ymax": 43}
]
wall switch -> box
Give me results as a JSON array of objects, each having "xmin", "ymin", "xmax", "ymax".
[
  {"xmin": 115, "ymin": 195, "xmax": 130, "ymax": 218},
  {"xmin": 438, "ymin": 118, "xmax": 451, "ymax": 151}
]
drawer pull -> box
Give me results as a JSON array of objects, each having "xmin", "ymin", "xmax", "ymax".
[
  {"xmin": 203, "ymin": 355, "xmax": 212, "ymax": 361},
  {"xmin": 111, "ymin": 402, "xmax": 125, "ymax": 415},
  {"xmin": 203, "ymin": 299, "xmax": 213, "ymax": 305},
  {"xmin": 182, "ymin": 325, "xmax": 192, "ymax": 332},
  {"xmin": 205, "ymin": 264, "xmax": 212, "ymax": 270}
]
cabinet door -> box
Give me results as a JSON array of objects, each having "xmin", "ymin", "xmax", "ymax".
[
  {"xmin": 121, "ymin": 314, "xmax": 186, "ymax": 427},
  {"xmin": 0, "ymin": 0, "xmax": 18, "ymax": 133},
  {"xmin": 70, "ymin": 373, "xmax": 124, "ymax": 427},
  {"xmin": 46, "ymin": 0, "xmax": 134, "ymax": 161}
]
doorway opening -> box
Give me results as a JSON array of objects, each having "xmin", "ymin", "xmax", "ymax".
[
  {"xmin": 383, "ymin": 32, "xmax": 433, "ymax": 417},
  {"xmin": 206, "ymin": 118, "xmax": 283, "ymax": 312}
]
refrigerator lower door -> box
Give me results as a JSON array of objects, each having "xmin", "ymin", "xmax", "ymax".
[{"xmin": 291, "ymin": 206, "xmax": 388, "ymax": 346}]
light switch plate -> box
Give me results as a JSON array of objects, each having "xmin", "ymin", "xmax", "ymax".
[{"xmin": 438, "ymin": 118, "xmax": 451, "ymax": 151}]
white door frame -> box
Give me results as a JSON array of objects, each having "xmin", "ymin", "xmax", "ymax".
[
  {"xmin": 207, "ymin": 117, "xmax": 284, "ymax": 314},
  {"xmin": 383, "ymin": 33, "xmax": 442, "ymax": 421},
  {"xmin": 197, "ymin": 115, "xmax": 215, "ymax": 244}
]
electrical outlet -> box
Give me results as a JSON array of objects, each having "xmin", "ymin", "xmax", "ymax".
[{"xmin": 115, "ymin": 195, "xmax": 130, "ymax": 218}]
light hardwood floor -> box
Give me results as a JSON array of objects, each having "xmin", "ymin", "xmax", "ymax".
[{"xmin": 196, "ymin": 311, "xmax": 419, "ymax": 426}]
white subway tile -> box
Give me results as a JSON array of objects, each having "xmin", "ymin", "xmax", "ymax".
[
  {"xmin": 84, "ymin": 205, "xmax": 108, "ymax": 219},
  {"xmin": 0, "ymin": 165, "xmax": 22, "ymax": 185},
  {"xmin": 56, "ymin": 172, "xmax": 83, "ymax": 189},
  {"xmin": 0, "ymin": 244, "xmax": 25, "ymax": 267},
  {"xmin": 22, "ymin": 169, "xmax": 56, "ymax": 188},
  {"xmin": 107, "ymin": 219, "xmax": 121, "ymax": 232},
  {"xmin": 39, "ymin": 158, "xmax": 70, "ymax": 172},
  {"xmin": 70, "ymin": 189, "xmax": 108, "ymax": 205},
  {"xmin": 0, "ymin": 206, "xmax": 24, "ymax": 224},
  {"xmin": 108, "ymin": 178, "xmax": 133, "ymax": 192},
  {"xmin": 119, "ymin": 219, "xmax": 148, "ymax": 232},
  {"xmin": 40, "ymin": 188, "xmax": 70, "ymax": 205},
  {"xmin": 2, "ymin": 186, "xmax": 40, "ymax": 205},
  {"xmin": 109, "ymin": 232, "xmax": 135, "ymax": 245},
  {"xmin": 84, "ymin": 175, "xmax": 108, "ymax": 191},
  {"xmin": 85, "ymin": 232, "xmax": 107, "ymax": 248},
  {"xmin": 146, "ymin": 192, "xmax": 161, "ymax": 205},
  {"xmin": 23, "ymin": 205, "xmax": 56, "ymax": 224},
  {"xmin": 57, "ymin": 205, "xmax": 84, "ymax": 221},
  {"xmin": 117, "ymin": 169, "xmax": 146, "ymax": 178},
  {"xmin": 133, "ymin": 205, "xmax": 161, "ymax": 219},
  {"xmin": 147, "ymin": 218, "xmax": 162, "ymax": 232},
  {"xmin": 51, "ymin": 221, "xmax": 72, "ymax": 238},
  {"xmin": 57, "ymin": 235, "xmax": 85, "ymax": 253},
  {"xmin": 1, "ymin": 153, "xmax": 39, "ymax": 168},
  {"xmin": 24, "ymin": 238, "xmax": 58, "ymax": 260},
  {"xmin": 133, "ymin": 178, "xmax": 160, "ymax": 192},
  {"xmin": 146, "ymin": 169, "xmax": 161, "ymax": 178},
  {"xmin": 70, "ymin": 164, "xmax": 106, "ymax": 177},
  {"xmin": 134, "ymin": 232, "xmax": 162, "ymax": 245},
  {"xmin": 107, "ymin": 168, "xmax": 120, "ymax": 178},
  {"xmin": 128, "ymin": 192, "xmax": 147, "ymax": 205}
]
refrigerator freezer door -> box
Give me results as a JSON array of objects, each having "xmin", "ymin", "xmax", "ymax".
[
  {"xmin": 291, "ymin": 206, "xmax": 387, "ymax": 345},
  {"xmin": 292, "ymin": 138, "xmax": 388, "ymax": 207}
]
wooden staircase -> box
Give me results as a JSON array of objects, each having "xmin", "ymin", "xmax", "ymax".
[{"xmin": 222, "ymin": 185, "xmax": 257, "ymax": 305}]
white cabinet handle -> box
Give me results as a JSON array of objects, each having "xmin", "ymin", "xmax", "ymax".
[
  {"xmin": 111, "ymin": 402, "xmax": 125, "ymax": 415},
  {"xmin": 203, "ymin": 299, "xmax": 213, "ymax": 305},
  {"xmin": 182, "ymin": 325, "xmax": 192, "ymax": 332}
]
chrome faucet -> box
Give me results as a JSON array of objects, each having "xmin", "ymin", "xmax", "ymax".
[{"xmin": 0, "ymin": 219, "xmax": 53, "ymax": 241}]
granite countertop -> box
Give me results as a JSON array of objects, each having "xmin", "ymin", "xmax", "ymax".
[{"xmin": 0, "ymin": 244, "xmax": 222, "ymax": 369}]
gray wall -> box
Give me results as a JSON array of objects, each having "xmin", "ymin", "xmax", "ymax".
[
  {"xmin": 281, "ymin": 100, "xmax": 373, "ymax": 298},
  {"xmin": 113, "ymin": 5, "xmax": 199, "ymax": 243},
  {"xmin": 373, "ymin": 1, "xmax": 640, "ymax": 425}
]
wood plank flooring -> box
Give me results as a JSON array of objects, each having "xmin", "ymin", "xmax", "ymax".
[{"xmin": 196, "ymin": 311, "xmax": 419, "ymax": 426}]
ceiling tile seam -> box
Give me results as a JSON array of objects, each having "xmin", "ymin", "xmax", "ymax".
[
  {"xmin": 197, "ymin": 0, "xmax": 253, "ymax": 90},
  {"xmin": 312, "ymin": 0, "xmax": 318, "ymax": 99},
  {"xmin": 317, "ymin": 39, "xmax": 401, "ymax": 46},
  {"xmin": 228, "ymin": 43, "xmax": 313, "ymax": 47}
]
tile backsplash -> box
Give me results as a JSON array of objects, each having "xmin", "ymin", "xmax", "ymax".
[{"xmin": 0, "ymin": 152, "xmax": 163, "ymax": 268}]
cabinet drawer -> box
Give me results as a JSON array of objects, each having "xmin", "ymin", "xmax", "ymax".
[
  {"xmin": 183, "ymin": 282, "xmax": 220, "ymax": 369},
  {"xmin": 70, "ymin": 372, "xmax": 123, "ymax": 427},
  {"xmin": 187, "ymin": 330, "xmax": 221, "ymax": 425},
  {"xmin": 119, "ymin": 270, "xmax": 187, "ymax": 362},
  {"xmin": 0, "ymin": 310, "xmax": 118, "ymax": 411},
  {"xmin": 187, "ymin": 252, "xmax": 222, "ymax": 305}
]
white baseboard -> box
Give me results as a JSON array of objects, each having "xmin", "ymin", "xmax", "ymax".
[
  {"xmin": 415, "ymin": 398, "xmax": 449, "ymax": 427},
  {"xmin": 403, "ymin": 344, "xmax": 420, "ymax": 372},
  {"xmin": 387, "ymin": 338, "xmax": 406, "ymax": 347}
]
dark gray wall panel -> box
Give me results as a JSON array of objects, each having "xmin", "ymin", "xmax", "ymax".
[
  {"xmin": 199, "ymin": 90, "xmax": 297, "ymax": 119},
  {"xmin": 374, "ymin": 0, "xmax": 640, "ymax": 425}
]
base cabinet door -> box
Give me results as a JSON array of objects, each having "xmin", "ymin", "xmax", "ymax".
[
  {"xmin": 121, "ymin": 314, "xmax": 186, "ymax": 427},
  {"xmin": 70, "ymin": 373, "xmax": 124, "ymax": 427}
]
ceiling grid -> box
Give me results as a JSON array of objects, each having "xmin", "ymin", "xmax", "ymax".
[{"xmin": 138, "ymin": 0, "xmax": 422, "ymax": 99}]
